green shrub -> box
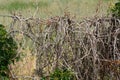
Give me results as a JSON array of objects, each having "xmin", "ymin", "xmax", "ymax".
[
  {"xmin": 41, "ymin": 68, "xmax": 75, "ymax": 80},
  {"xmin": 110, "ymin": 0, "xmax": 120, "ymax": 17},
  {"xmin": 0, "ymin": 24, "xmax": 19, "ymax": 79}
]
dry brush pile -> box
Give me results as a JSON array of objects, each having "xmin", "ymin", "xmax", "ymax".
[{"xmin": 1, "ymin": 13, "xmax": 120, "ymax": 80}]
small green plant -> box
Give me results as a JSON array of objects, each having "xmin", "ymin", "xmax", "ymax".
[
  {"xmin": 110, "ymin": 0, "xmax": 120, "ymax": 17},
  {"xmin": 0, "ymin": 24, "xmax": 19, "ymax": 79},
  {"xmin": 41, "ymin": 68, "xmax": 75, "ymax": 80}
]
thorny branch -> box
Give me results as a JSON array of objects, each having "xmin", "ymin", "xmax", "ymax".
[{"xmin": 0, "ymin": 14, "xmax": 120, "ymax": 80}]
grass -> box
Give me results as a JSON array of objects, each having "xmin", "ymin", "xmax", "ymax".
[
  {"xmin": 0, "ymin": 1, "xmax": 50, "ymax": 12},
  {"xmin": 0, "ymin": 0, "xmax": 116, "ymax": 18}
]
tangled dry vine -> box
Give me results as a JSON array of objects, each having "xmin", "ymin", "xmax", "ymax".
[{"xmin": 0, "ymin": 13, "xmax": 120, "ymax": 80}]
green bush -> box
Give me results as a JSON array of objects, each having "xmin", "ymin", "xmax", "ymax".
[
  {"xmin": 110, "ymin": 0, "xmax": 120, "ymax": 17},
  {"xmin": 41, "ymin": 68, "xmax": 75, "ymax": 80},
  {"xmin": 0, "ymin": 24, "xmax": 19, "ymax": 79}
]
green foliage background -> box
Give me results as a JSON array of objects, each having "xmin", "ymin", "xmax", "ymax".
[
  {"xmin": 41, "ymin": 68, "xmax": 75, "ymax": 80},
  {"xmin": 111, "ymin": 0, "xmax": 120, "ymax": 17},
  {"xmin": 0, "ymin": 24, "xmax": 19, "ymax": 79}
]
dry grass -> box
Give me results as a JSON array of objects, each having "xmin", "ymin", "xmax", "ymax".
[{"xmin": 10, "ymin": 47, "xmax": 36, "ymax": 79}]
